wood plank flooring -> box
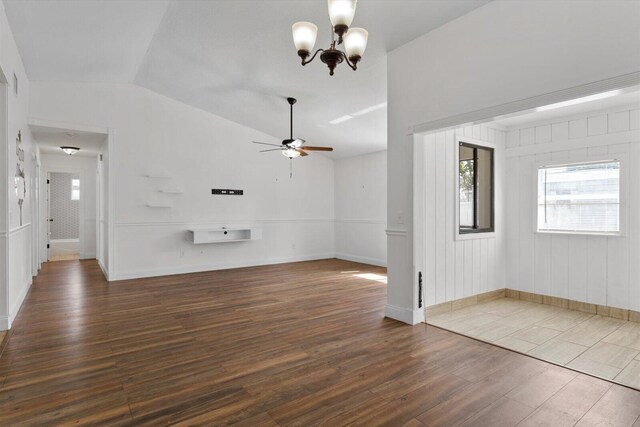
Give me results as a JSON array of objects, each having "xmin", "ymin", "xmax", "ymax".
[{"xmin": 1, "ymin": 259, "xmax": 639, "ymax": 426}]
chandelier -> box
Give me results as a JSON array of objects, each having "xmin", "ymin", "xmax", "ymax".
[{"xmin": 292, "ymin": 0, "xmax": 368, "ymax": 76}]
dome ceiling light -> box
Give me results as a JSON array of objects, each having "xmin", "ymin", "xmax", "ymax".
[{"xmin": 61, "ymin": 146, "xmax": 80, "ymax": 155}]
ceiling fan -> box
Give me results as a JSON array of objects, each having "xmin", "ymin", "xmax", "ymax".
[{"xmin": 252, "ymin": 97, "xmax": 334, "ymax": 160}]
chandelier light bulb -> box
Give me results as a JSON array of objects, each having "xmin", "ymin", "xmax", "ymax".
[
  {"xmin": 328, "ymin": 0, "xmax": 357, "ymax": 28},
  {"xmin": 292, "ymin": 22, "xmax": 318, "ymax": 56},
  {"xmin": 344, "ymin": 27, "xmax": 368, "ymax": 62}
]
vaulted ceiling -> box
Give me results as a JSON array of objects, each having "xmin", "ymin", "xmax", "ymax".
[{"xmin": 4, "ymin": 0, "xmax": 490, "ymax": 158}]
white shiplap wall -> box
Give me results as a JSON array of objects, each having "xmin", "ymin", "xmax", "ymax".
[
  {"xmin": 420, "ymin": 124, "xmax": 506, "ymax": 307},
  {"xmin": 505, "ymin": 107, "xmax": 640, "ymax": 311}
]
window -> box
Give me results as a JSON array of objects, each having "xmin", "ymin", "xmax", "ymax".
[
  {"xmin": 458, "ymin": 141, "xmax": 494, "ymax": 234},
  {"xmin": 71, "ymin": 178, "xmax": 80, "ymax": 201},
  {"xmin": 537, "ymin": 160, "xmax": 620, "ymax": 234}
]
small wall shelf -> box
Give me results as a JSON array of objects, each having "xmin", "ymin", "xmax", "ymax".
[
  {"xmin": 146, "ymin": 203, "xmax": 172, "ymax": 208},
  {"xmin": 157, "ymin": 190, "xmax": 183, "ymax": 194},
  {"xmin": 144, "ymin": 174, "xmax": 172, "ymax": 179},
  {"xmin": 188, "ymin": 227, "xmax": 262, "ymax": 244}
]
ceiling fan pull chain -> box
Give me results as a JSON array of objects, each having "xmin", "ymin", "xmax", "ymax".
[{"xmin": 290, "ymin": 158, "xmax": 293, "ymax": 179}]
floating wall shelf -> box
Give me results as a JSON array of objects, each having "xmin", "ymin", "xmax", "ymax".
[
  {"xmin": 188, "ymin": 227, "xmax": 262, "ymax": 244},
  {"xmin": 146, "ymin": 203, "xmax": 172, "ymax": 208},
  {"xmin": 157, "ymin": 190, "xmax": 183, "ymax": 194},
  {"xmin": 144, "ymin": 174, "xmax": 172, "ymax": 179}
]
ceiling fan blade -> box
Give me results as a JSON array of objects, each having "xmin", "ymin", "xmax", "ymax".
[
  {"xmin": 252, "ymin": 141, "xmax": 282, "ymax": 147},
  {"xmin": 298, "ymin": 149, "xmax": 308, "ymax": 156},
  {"xmin": 260, "ymin": 148, "xmax": 283, "ymax": 152},
  {"xmin": 300, "ymin": 146, "xmax": 333, "ymax": 151}
]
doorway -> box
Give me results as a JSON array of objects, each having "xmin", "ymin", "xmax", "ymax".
[
  {"xmin": 30, "ymin": 121, "xmax": 110, "ymax": 276},
  {"xmin": 414, "ymin": 86, "xmax": 640, "ymax": 390},
  {"xmin": 47, "ymin": 171, "xmax": 81, "ymax": 261}
]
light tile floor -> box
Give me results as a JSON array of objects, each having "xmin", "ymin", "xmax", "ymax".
[{"xmin": 427, "ymin": 297, "xmax": 640, "ymax": 390}]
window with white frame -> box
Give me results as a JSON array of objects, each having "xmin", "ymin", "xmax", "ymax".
[
  {"xmin": 71, "ymin": 178, "xmax": 80, "ymax": 201},
  {"xmin": 537, "ymin": 160, "xmax": 620, "ymax": 234}
]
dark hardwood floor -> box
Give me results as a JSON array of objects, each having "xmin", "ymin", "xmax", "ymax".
[{"xmin": 1, "ymin": 259, "xmax": 639, "ymax": 426}]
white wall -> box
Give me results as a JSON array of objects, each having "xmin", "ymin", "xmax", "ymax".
[
  {"xmin": 334, "ymin": 150, "xmax": 387, "ymax": 267},
  {"xmin": 29, "ymin": 82, "xmax": 335, "ymax": 280},
  {"xmin": 417, "ymin": 124, "xmax": 506, "ymax": 308},
  {"xmin": 40, "ymin": 153, "xmax": 98, "ymax": 259},
  {"xmin": 505, "ymin": 106, "xmax": 640, "ymax": 311},
  {"xmin": 1, "ymin": 2, "xmax": 33, "ymax": 330},
  {"xmin": 387, "ymin": 0, "xmax": 640, "ymax": 323}
]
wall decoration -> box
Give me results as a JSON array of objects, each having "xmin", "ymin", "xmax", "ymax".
[{"xmin": 15, "ymin": 130, "xmax": 26, "ymax": 226}]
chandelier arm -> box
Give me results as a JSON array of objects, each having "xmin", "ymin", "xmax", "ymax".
[
  {"xmin": 301, "ymin": 48, "xmax": 325, "ymax": 66},
  {"xmin": 339, "ymin": 50, "xmax": 358, "ymax": 71}
]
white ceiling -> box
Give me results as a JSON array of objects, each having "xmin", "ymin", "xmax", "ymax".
[
  {"xmin": 4, "ymin": 0, "xmax": 490, "ymax": 158},
  {"xmin": 493, "ymin": 89, "xmax": 640, "ymax": 128},
  {"xmin": 4, "ymin": 0, "xmax": 171, "ymax": 83},
  {"xmin": 30, "ymin": 124, "xmax": 106, "ymax": 157}
]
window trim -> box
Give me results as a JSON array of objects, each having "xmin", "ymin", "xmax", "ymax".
[
  {"xmin": 533, "ymin": 155, "xmax": 627, "ymax": 238},
  {"xmin": 455, "ymin": 136, "xmax": 496, "ymax": 241}
]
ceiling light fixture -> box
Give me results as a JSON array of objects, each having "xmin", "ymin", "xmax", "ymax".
[
  {"xmin": 61, "ymin": 146, "xmax": 80, "ymax": 155},
  {"xmin": 536, "ymin": 90, "xmax": 621, "ymax": 112},
  {"xmin": 282, "ymin": 148, "xmax": 301, "ymax": 158},
  {"xmin": 292, "ymin": 0, "xmax": 368, "ymax": 76}
]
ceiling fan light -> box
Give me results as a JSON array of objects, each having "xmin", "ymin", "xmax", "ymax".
[
  {"xmin": 282, "ymin": 148, "xmax": 301, "ymax": 158},
  {"xmin": 328, "ymin": 0, "xmax": 357, "ymax": 28},
  {"xmin": 291, "ymin": 138, "xmax": 305, "ymax": 148},
  {"xmin": 61, "ymin": 146, "xmax": 80, "ymax": 155},
  {"xmin": 344, "ymin": 27, "xmax": 368, "ymax": 61},
  {"xmin": 292, "ymin": 22, "xmax": 318, "ymax": 56}
]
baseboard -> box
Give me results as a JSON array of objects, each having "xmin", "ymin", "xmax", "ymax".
[
  {"xmin": 8, "ymin": 275, "xmax": 33, "ymax": 329},
  {"xmin": 506, "ymin": 289, "xmax": 640, "ymax": 323},
  {"xmin": 108, "ymin": 253, "xmax": 336, "ymax": 281},
  {"xmin": 425, "ymin": 289, "xmax": 507, "ymax": 318},
  {"xmin": 335, "ymin": 252, "xmax": 387, "ymax": 267},
  {"xmin": 384, "ymin": 304, "xmax": 424, "ymax": 325},
  {"xmin": 425, "ymin": 288, "xmax": 640, "ymax": 324},
  {"xmin": 80, "ymin": 252, "xmax": 96, "ymax": 260},
  {"xmin": 0, "ymin": 316, "xmax": 8, "ymax": 331}
]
